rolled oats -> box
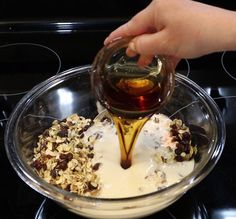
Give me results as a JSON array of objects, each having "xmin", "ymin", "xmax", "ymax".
[{"xmin": 30, "ymin": 114, "xmax": 101, "ymax": 196}]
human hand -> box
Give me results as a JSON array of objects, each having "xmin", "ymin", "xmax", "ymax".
[{"xmin": 104, "ymin": 0, "xmax": 236, "ymax": 62}]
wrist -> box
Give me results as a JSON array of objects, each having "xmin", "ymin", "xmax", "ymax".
[{"xmin": 216, "ymin": 10, "xmax": 236, "ymax": 52}]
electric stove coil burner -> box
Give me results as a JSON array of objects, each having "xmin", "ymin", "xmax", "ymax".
[
  {"xmin": 0, "ymin": 43, "xmax": 62, "ymax": 130},
  {"xmin": 221, "ymin": 51, "xmax": 236, "ymax": 81},
  {"xmin": 0, "ymin": 43, "xmax": 62, "ymax": 95}
]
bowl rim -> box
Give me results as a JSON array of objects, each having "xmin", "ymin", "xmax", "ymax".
[{"xmin": 4, "ymin": 65, "xmax": 226, "ymax": 204}]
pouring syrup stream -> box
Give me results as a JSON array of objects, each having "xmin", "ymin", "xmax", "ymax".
[{"xmin": 91, "ymin": 37, "xmax": 175, "ymax": 169}]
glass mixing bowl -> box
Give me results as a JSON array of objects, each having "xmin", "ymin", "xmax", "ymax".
[{"xmin": 4, "ymin": 65, "xmax": 225, "ymax": 218}]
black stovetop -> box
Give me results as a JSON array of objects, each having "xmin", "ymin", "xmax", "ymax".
[{"xmin": 1, "ymin": 20, "xmax": 236, "ymax": 219}]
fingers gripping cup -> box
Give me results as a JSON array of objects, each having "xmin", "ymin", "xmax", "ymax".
[
  {"xmin": 91, "ymin": 37, "xmax": 175, "ymax": 118},
  {"xmin": 91, "ymin": 37, "xmax": 175, "ymax": 169}
]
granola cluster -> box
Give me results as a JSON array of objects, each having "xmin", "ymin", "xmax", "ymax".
[
  {"xmin": 30, "ymin": 114, "xmax": 101, "ymax": 196},
  {"xmin": 170, "ymin": 119, "xmax": 197, "ymax": 162},
  {"xmin": 154, "ymin": 118, "xmax": 197, "ymax": 164}
]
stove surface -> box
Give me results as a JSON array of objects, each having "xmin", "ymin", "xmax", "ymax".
[{"xmin": 1, "ymin": 20, "xmax": 236, "ymax": 219}]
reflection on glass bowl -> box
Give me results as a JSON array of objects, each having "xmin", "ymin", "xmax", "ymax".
[{"xmin": 5, "ymin": 65, "xmax": 225, "ymax": 218}]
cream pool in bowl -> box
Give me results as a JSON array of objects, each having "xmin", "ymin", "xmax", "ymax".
[{"xmin": 4, "ymin": 65, "xmax": 225, "ymax": 218}]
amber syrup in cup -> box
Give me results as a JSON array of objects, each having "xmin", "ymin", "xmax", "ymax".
[{"xmin": 91, "ymin": 37, "xmax": 175, "ymax": 169}]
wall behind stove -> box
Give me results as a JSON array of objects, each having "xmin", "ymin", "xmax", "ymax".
[{"xmin": 0, "ymin": 0, "xmax": 235, "ymax": 21}]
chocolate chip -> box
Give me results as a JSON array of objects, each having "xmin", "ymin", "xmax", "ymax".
[
  {"xmin": 181, "ymin": 140, "xmax": 190, "ymax": 146},
  {"xmin": 88, "ymin": 145, "xmax": 94, "ymax": 151},
  {"xmin": 184, "ymin": 146, "xmax": 191, "ymax": 154},
  {"xmin": 170, "ymin": 129, "xmax": 178, "ymax": 136},
  {"xmin": 171, "ymin": 136, "xmax": 180, "ymax": 142},
  {"xmin": 176, "ymin": 142, "xmax": 183, "ymax": 150},
  {"xmin": 182, "ymin": 132, "xmax": 191, "ymax": 141},
  {"xmin": 87, "ymin": 181, "xmax": 98, "ymax": 190},
  {"xmin": 92, "ymin": 163, "xmax": 101, "ymax": 171},
  {"xmin": 175, "ymin": 148, "xmax": 182, "ymax": 155}
]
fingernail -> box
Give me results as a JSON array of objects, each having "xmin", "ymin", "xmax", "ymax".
[
  {"xmin": 129, "ymin": 42, "xmax": 136, "ymax": 52},
  {"xmin": 104, "ymin": 37, "xmax": 109, "ymax": 45}
]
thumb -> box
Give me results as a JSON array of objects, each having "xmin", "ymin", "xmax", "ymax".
[{"xmin": 128, "ymin": 31, "xmax": 171, "ymax": 56}]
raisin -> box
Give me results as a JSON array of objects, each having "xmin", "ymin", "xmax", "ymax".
[
  {"xmin": 31, "ymin": 160, "xmax": 44, "ymax": 171},
  {"xmin": 79, "ymin": 133, "xmax": 85, "ymax": 139},
  {"xmin": 52, "ymin": 142, "xmax": 58, "ymax": 150},
  {"xmin": 56, "ymin": 160, "xmax": 68, "ymax": 170},
  {"xmin": 78, "ymin": 129, "xmax": 83, "ymax": 135},
  {"xmin": 170, "ymin": 124, "xmax": 177, "ymax": 130},
  {"xmin": 65, "ymin": 184, "xmax": 71, "ymax": 191},
  {"xmin": 83, "ymin": 125, "xmax": 90, "ymax": 132},
  {"xmin": 59, "ymin": 153, "xmax": 73, "ymax": 162},
  {"xmin": 175, "ymin": 155, "xmax": 184, "ymax": 162},
  {"xmin": 58, "ymin": 126, "xmax": 68, "ymax": 138},
  {"xmin": 50, "ymin": 169, "xmax": 58, "ymax": 179},
  {"xmin": 87, "ymin": 153, "xmax": 94, "ymax": 159},
  {"xmin": 66, "ymin": 153, "xmax": 73, "ymax": 161}
]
